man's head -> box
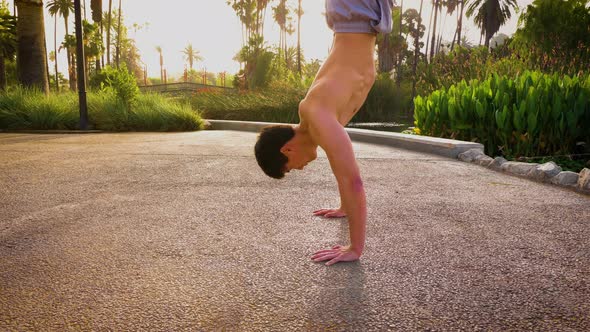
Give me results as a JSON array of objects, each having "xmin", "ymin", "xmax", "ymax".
[{"xmin": 254, "ymin": 125, "xmax": 317, "ymax": 179}]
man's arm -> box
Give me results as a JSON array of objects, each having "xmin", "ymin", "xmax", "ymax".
[{"xmin": 307, "ymin": 111, "xmax": 367, "ymax": 265}]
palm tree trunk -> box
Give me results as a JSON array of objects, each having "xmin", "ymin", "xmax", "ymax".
[
  {"xmin": 115, "ymin": 0, "xmax": 121, "ymax": 68},
  {"xmin": 425, "ymin": 1, "xmax": 434, "ymax": 61},
  {"xmin": 451, "ymin": 0, "xmax": 461, "ymax": 50},
  {"xmin": 436, "ymin": 5, "xmax": 445, "ymax": 54},
  {"xmin": 54, "ymin": 15, "xmax": 59, "ymax": 92},
  {"xmin": 457, "ymin": 0, "xmax": 464, "ymax": 47},
  {"xmin": 429, "ymin": 0, "xmax": 439, "ymax": 62},
  {"xmin": 16, "ymin": 0, "xmax": 49, "ymax": 94},
  {"xmin": 106, "ymin": 0, "xmax": 111, "ymax": 65}
]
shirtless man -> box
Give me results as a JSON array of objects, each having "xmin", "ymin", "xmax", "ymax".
[{"xmin": 254, "ymin": 0, "xmax": 393, "ymax": 266}]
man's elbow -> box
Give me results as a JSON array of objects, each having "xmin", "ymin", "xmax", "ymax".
[
  {"xmin": 343, "ymin": 176, "xmax": 364, "ymax": 194},
  {"xmin": 352, "ymin": 177, "xmax": 364, "ymax": 193}
]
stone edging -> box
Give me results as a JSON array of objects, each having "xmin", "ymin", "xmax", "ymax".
[
  {"xmin": 205, "ymin": 119, "xmax": 484, "ymax": 159},
  {"xmin": 458, "ymin": 149, "xmax": 590, "ymax": 195}
]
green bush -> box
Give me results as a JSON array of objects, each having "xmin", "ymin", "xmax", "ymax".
[
  {"xmin": 414, "ymin": 71, "xmax": 590, "ymax": 157},
  {"xmin": 90, "ymin": 65, "xmax": 139, "ymax": 109},
  {"xmin": 0, "ymin": 88, "xmax": 203, "ymax": 131}
]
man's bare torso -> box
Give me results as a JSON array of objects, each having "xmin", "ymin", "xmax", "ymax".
[{"xmin": 300, "ymin": 33, "xmax": 377, "ymax": 129}]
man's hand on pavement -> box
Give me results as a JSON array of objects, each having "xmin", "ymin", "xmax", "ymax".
[
  {"xmin": 311, "ymin": 245, "xmax": 360, "ymax": 266},
  {"xmin": 313, "ymin": 208, "xmax": 346, "ymax": 218}
]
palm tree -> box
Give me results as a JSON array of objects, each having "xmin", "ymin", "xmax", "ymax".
[
  {"xmin": 155, "ymin": 46, "xmax": 163, "ymax": 82},
  {"xmin": 466, "ymin": 0, "xmax": 518, "ymax": 48},
  {"xmin": 0, "ymin": 3, "xmax": 16, "ymax": 90},
  {"xmin": 16, "ymin": 0, "xmax": 49, "ymax": 93},
  {"xmin": 181, "ymin": 43, "xmax": 203, "ymax": 70},
  {"xmin": 46, "ymin": 0, "xmax": 74, "ymax": 90}
]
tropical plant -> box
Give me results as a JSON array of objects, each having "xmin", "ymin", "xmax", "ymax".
[
  {"xmin": 181, "ymin": 43, "xmax": 203, "ymax": 70},
  {"xmin": 16, "ymin": 0, "xmax": 49, "ymax": 93},
  {"xmin": 414, "ymin": 71, "xmax": 590, "ymax": 157},
  {"xmin": 466, "ymin": 0, "xmax": 518, "ymax": 48},
  {"xmin": 46, "ymin": 0, "xmax": 75, "ymax": 90},
  {"xmin": 0, "ymin": 1, "xmax": 16, "ymax": 90}
]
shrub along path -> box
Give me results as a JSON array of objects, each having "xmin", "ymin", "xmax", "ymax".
[{"xmin": 0, "ymin": 131, "xmax": 588, "ymax": 330}]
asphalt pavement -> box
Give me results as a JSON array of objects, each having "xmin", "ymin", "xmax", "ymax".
[{"xmin": 1, "ymin": 131, "xmax": 589, "ymax": 331}]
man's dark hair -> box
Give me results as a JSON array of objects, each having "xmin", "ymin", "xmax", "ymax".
[{"xmin": 254, "ymin": 125, "xmax": 295, "ymax": 179}]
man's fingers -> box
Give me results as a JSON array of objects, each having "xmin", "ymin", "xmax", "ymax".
[
  {"xmin": 325, "ymin": 212, "xmax": 345, "ymax": 218},
  {"xmin": 313, "ymin": 209, "xmax": 328, "ymax": 215},
  {"xmin": 325, "ymin": 255, "xmax": 342, "ymax": 266},
  {"xmin": 313, "ymin": 252, "xmax": 338, "ymax": 262},
  {"xmin": 312, "ymin": 249, "xmax": 335, "ymax": 256}
]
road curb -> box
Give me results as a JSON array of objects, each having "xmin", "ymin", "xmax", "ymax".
[
  {"xmin": 0, "ymin": 129, "xmax": 103, "ymax": 134},
  {"xmin": 205, "ymin": 119, "xmax": 483, "ymax": 159}
]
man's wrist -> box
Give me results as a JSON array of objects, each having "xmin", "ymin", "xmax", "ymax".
[{"xmin": 348, "ymin": 245, "xmax": 364, "ymax": 256}]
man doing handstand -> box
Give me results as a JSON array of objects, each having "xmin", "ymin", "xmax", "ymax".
[{"xmin": 254, "ymin": 0, "xmax": 393, "ymax": 266}]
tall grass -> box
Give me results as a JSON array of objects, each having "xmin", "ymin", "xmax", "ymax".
[
  {"xmin": 187, "ymin": 83, "xmax": 305, "ymax": 123},
  {"xmin": 189, "ymin": 78, "xmax": 410, "ymax": 124},
  {"xmin": 0, "ymin": 89, "xmax": 79, "ymax": 130},
  {"xmin": 0, "ymin": 88, "xmax": 203, "ymax": 131}
]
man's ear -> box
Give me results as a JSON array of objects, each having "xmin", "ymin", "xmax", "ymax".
[{"xmin": 280, "ymin": 144, "xmax": 293, "ymax": 155}]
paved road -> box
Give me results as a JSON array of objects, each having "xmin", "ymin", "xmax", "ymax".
[{"xmin": 1, "ymin": 131, "xmax": 588, "ymax": 331}]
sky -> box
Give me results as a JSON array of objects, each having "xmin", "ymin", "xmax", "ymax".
[{"xmin": 8, "ymin": 0, "xmax": 534, "ymax": 80}]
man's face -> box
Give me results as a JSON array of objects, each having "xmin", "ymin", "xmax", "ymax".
[{"xmin": 282, "ymin": 143, "xmax": 317, "ymax": 173}]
